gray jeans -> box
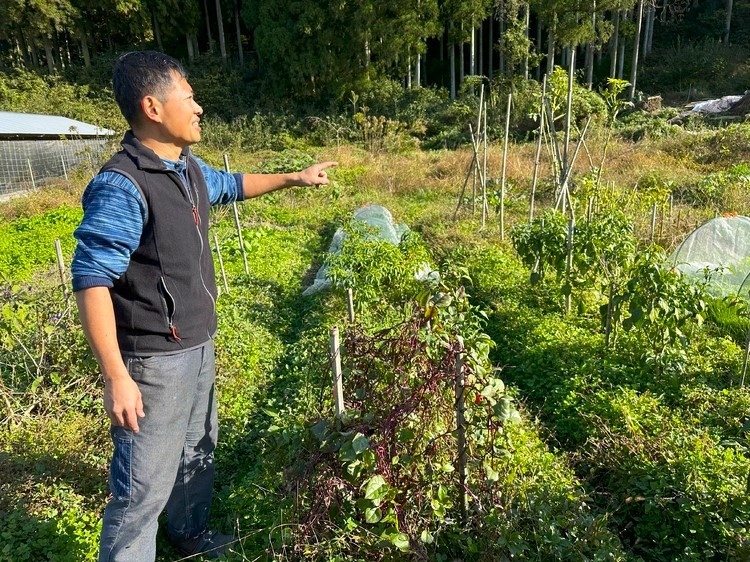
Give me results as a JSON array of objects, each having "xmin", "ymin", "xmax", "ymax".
[{"xmin": 98, "ymin": 340, "xmax": 218, "ymax": 562}]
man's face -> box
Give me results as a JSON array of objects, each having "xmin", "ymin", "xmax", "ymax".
[{"xmin": 158, "ymin": 72, "xmax": 203, "ymax": 148}]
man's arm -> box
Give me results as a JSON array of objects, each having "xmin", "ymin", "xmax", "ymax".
[
  {"xmin": 242, "ymin": 161, "xmax": 338, "ymax": 199},
  {"xmin": 76, "ymin": 287, "xmax": 144, "ymax": 432}
]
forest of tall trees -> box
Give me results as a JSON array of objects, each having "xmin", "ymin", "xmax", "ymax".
[{"xmin": 0, "ymin": 0, "xmax": 748, "ymax": 102}]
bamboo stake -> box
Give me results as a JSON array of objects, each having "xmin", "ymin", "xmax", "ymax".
[
  {"xmin": 669, "ymin": 193, "xmax": 674, "ymax": 219},
  {"xmin": 27, "ymin": 159, "xmax": 36, "ymax": 189},
  {"xmin": 347, "ymin": 288, "xmax": 355, "ymax": 323},
  {"xmin": 529, "ymin": 75, "xmax": 547, "ymax": 222},
  {"xmin": 455, "ymin": 354, "xmax": 468, "ymax": 524},
  {"xmin": 740, "ymin": 324, "xmax": 750, "ymax": 387},
  {"xmin": 481, "ymin": 99, "xmax": 489, "ymax": 228},
  {"xmin": 213, "ymin": 233, "xmax": 230, "ymax": 294},
  {"xmin": 60, "ymin": 154, "xmax": 68, "ymax": 182},
  {"xmin": 473, "ymin": 85, "xmax": 485, "ymax": 217},
  {"xmin": 650, "ymin": 202, "xmax": 657, "ymax": 242},
  {"xmin": 453, "ymin": 155, "xmax": 475, "ymax": 221},
  {"xmin": 561, "ymin": 49, "xmax": 576, "ymax": 216},
  {"xmin": 330, "ymin": 326, "xmax": 345, "ymax": 417},
  {"xmin": 469, "ymin": 125, "xmax": 485, "ymax": 217},
  {"xmin": 223, "ymin": 154, "xmax": 249, "ymax": 275},
  {"xmin": 54, "ymin": 239, "xmax": 69, "ymax": 300},
  {"xmin": 543, "ymin": 99, "xmax": 563, "ymax": 190},
  {"xmin": 555, "ymin": 116, "xmax": 591, "ymax": 220},
  {"xmin": 500, "ymin": 92, "xmax": 512, "ymax": 240},
  {"xmin": 471, "ymin": 160, "xmax": 477, "ymax": 215},
  {"xmin": 659, "ymin": 198, "xmax": 666, "ymax": 240},
  {"xmin": 565, "ymin": 218, "xmax": 575, "ymax": 315}
]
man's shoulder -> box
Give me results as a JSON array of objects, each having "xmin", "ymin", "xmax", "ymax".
[{"xmin": 83, "ymin": 170, "xmax": 148, "ymax": 221}]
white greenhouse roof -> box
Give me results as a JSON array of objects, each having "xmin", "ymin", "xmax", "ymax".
[{"xmin": 0, "ymin": 111, "xmax": 115, "ymax": 139}]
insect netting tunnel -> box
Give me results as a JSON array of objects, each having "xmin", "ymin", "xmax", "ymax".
[{"xmin": 669, "ymin": 215, "xmax": 750, "ymax": 299}]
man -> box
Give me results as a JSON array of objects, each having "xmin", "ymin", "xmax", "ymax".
[{"xmin": 71, "ymin": 50, "xmax": 336, "ymax": 561}]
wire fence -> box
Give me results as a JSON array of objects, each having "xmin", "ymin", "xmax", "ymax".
[{"xmin": 0, "ymin": 138, "xmax": 113, "ymax": 196}]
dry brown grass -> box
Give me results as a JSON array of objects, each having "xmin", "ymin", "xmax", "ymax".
[
  {"xmin": 0, "ymin": 181, "xmax": 85, "ymax": 221},
  {"xmin": 2, "ymin": 127, "xmax": 745, "ymax": 245}
]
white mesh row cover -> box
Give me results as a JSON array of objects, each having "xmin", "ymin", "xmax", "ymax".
[
  {"xmin": 669, "ymin": 216, "xmax": 750, "ymax": 298},
  {"xmin": 302, "ymin": 204, "xmax": 411, "ymax": 296}
]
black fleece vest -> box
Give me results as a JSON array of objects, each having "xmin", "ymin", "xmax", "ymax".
[{"xmin": 103, "ymin": 132, "xmax": 217, "ymax": 354}]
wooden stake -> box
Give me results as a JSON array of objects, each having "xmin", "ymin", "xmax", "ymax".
[
  {"xmin": 213, "ymin": 233, "xmax": 230, "ymax": 294},
  {"xmin": 650, "ymin": 202, "xmax": 657, "ymax": 242},
  {"xmin": 330, "ymin": 326, "xmax": 345, "ymax": 417},
  {"xmin": 224, "ymin": 154, "xmax": 249, "ymax": 275}
]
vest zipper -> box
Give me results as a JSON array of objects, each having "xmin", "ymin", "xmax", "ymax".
[
  {"xmin": 159, "ymin": 276, "xmax": 180, "ymax": 341},
  {"xmin": 183, "ymin": 156, "xmax": 217, "ymax": 337}
]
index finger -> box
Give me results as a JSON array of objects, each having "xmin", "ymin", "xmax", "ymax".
[
  {"xmin": 122, "ymin": 407, "xmax": 141, "ymax": 433},
  {"xmin": 317, "ymin": 161, "xmax": 338, "ymax": 170}
]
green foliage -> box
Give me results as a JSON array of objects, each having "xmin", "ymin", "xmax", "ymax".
[
  {"xmin": 640, "ymin": 39, "xmax": 750, "ymax": 97},
  {"xmin": 0, "ymin": 206, "xmax": 81, "ymax": 282},
  {"xmin": 282, "ymin": 257, "xmax": 624, "ymax": 559},
  {"xmin": 248, "ymin": 0, "xmax": 440, "ymax": 100},
  {"xmin": 705, "ymin": 297, "xmax": 750, "ymax": 345},
  {"xmin": 546, "ymin": 66, "xmax": 607, "ymax": 128},
  {"xmin": 581, "ymin": 388, "xmax": 750, "ymax": 561},
  {"xmin": 199, "ymin": 113, "xmax": 300, "ymax": 153},
  {"xmin": 247, "ymin": 149, "xmax": 316, "ymax": 174},
  {"xmin": 0, "ymin": 68, "xmax": 122, "ymax": 132},
  {"xmin": 614, "ymin": 247, "xmax": 707, "ymax": 360},
  {"xmin": 0, "ymin": 503, "xmax": 101, "ymax": 562},
  {"xmin": 325, "ymin": 221, "xmax": 433, "ymax": 310},
  {"xmin": 0, "ymin": 286, "xmax": 98, "ymax": 424},
  {"xmin": 510, "ymin": 209, "xmax": 637, "ymax": 309},
  {"xmin": 662, "ymin": 123, "xmax": 750, "ymax": 168},
  {"xmin": 634, "ymin": 172, "xmax": 675, "ymax": 207},
  {"xmin": 481, "ymin": 266, "xmax": 750, "ymax": 560},
  {"xmin": 676, "ymin": 163, "xmax": 750, "ymax": 208},
  {"xmin": 615, "ymin": 108, "xmax": 681, "ymax": 141}
]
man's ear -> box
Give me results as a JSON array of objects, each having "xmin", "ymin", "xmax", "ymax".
[{"xmin": 140, "ymin": 95, "xmax": 162, "ymax": 124}]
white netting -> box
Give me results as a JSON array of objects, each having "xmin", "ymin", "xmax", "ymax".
[
  {"xmin": 669, "ymin": 216, "xmax": 750, "ymax": 298},
  {"xmin": 0, "ymin": 138, "xmax": 111, "ymax": 196},
  {"xmin": 302, "ymin": 204, "xmax": 412, "ymax": 296}
]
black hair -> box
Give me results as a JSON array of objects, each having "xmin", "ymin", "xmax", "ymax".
[{"xmin": 112, "ymin": 51, "xmax": 187, "ymax": 125}]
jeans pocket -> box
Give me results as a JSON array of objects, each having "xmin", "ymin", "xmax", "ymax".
[{"xmin": 110, "ymin": 433, "xmax": 133, "ymax": 501}]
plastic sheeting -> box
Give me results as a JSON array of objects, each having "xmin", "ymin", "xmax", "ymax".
[
  {"xmin": 691, "ymin": 95, "xmax": 743, "ymax": 113},
  {"xmin": 669, "ymin": 216, "xmax": 750, "ymax": 298},
  {"xmin": 302, "ymin": 204, "xmax": 411, "ymax": 296}
]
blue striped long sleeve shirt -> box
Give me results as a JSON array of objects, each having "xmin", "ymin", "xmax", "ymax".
[{"xmin": 71, "ymin": 155, "xmax": 244, "ymax": 292}]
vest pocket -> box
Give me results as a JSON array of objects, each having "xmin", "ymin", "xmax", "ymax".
[{"xmin": 158, "ymin": 276, "xmax": 180, "ymax": 341}]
